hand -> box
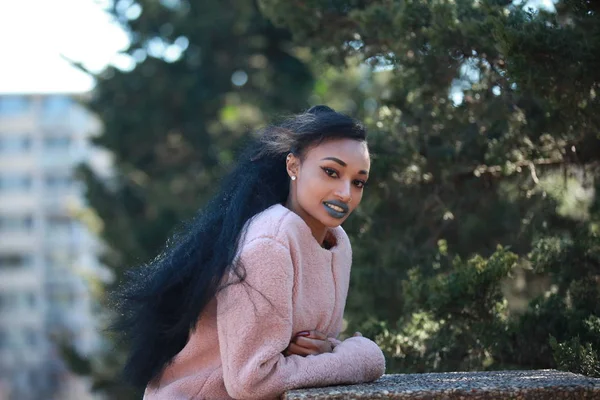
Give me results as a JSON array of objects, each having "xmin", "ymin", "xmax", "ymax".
[{"xmin": 284, "ymin": 330, "xmax": 333, "ymax": 357}]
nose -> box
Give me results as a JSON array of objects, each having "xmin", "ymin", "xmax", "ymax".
[{"xmin": 334, "ymin": 180, "xmax": 352, "ymax": 203}]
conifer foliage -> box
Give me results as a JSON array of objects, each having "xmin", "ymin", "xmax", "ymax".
[
  {"xmin": 77, "ymin": 1, "xmax": 599, "ymax": 397},
  {"xmin": 259, "ymin": 0, "xmax": 600, "ymax": 375}
]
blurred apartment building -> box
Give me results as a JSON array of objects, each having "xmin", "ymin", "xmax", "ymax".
[{"xmin": 0, "ymin": 94, "xmax": 109, "ymax": 400}]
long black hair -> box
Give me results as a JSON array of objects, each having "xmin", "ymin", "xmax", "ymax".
[{"xmin": 113, "ymin": 105, "xmax": 367, "ymax": 388}]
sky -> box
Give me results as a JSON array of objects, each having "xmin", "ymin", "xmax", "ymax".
[
  {"xmin": 0, "ymin": 0, "xmax": 129, "ymax": 94},
  {"xmin": 0, "ymin": 0, "xmax": 556, "ymax": 95}
]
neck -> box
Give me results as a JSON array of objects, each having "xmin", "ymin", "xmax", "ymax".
[{"xmin": 284, "ymin": 197, "xmax": 328, "ymax": 246}]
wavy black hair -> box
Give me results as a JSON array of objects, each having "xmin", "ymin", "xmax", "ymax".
[{"xmin": 113, "ymin": 105, "xmax": 367, "ymax": 389}]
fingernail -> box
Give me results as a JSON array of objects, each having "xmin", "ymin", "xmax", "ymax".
[{"xmin": 296, "ymin": 331, "xmax": 310, "ymax": 337}]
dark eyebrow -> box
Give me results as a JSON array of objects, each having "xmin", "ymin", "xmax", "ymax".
[{"xmin": 321, "ymin": 157, "xmax": 369, "ymax": 176}]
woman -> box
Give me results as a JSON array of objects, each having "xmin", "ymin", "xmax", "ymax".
[{"xmin": 115, "ymin": 105, "xmax": 386, "ymax": 399}]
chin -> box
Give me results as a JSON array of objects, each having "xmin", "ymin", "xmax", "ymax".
[
  {"xmin": 322, "ymin": 221, "xmax": 341, "ymax": 228},
  {"xmin": 321, "ymin": 214, "xmax": 348, "ymax": 228}
]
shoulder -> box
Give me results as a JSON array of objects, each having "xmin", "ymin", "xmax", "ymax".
[
  {"xmin": 229, "ymin": 205, "xmax": 298, "ymax": 282},
  {"xmin": 241, "ymin": 203, "xmax": 307, "ymax": 249}
]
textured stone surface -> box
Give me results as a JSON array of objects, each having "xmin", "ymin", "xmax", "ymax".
[{"xmin": 282, "ymin": 370, "xmax": 600, "ymax": 399}]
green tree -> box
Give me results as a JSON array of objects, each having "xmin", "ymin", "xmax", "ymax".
[
  {"xmin": 84, "ymin": 0, "xmax": 313, "ymax": 272},
  {"xmin": 260, "ymin": 0, "xmax": 600, "ymax": 376},
  {"xmin": 73, "ymin": 1, "xmax": 313, "ymax": 397},
  {"xmin": 74, "ymin": 0, "xmax": 600, "ymax": 397}
]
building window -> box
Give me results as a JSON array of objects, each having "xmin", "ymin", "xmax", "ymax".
[
  {"xmin": 45, "ymin": 251, "xmax": 74, "ymax": 271},
  {"xmin": 44, "ymin": 174, "xmax": 73, "ymax": 190},
  {"xmin": 43, "ymin": 136, "xmax": 71, "ymax": 151},
  {"xmin": 0, "ymin": 292, "xmax": 38, "ymax": 312},
  {"xmin": 0, "ymin": 292, "xmax": 13, "ymax": 312},
  {"xmin": 0, "ymin": 136, "xmax": 32, "ymax": 154},
  {"xmin": 0, "ymin": 215, "xmax": 33, "ymax": 232},
  {"xmin": 45, "ymin": 253, "xmax": 60, "ymax": 270},
  {"xmin": 0, "ymin": 96, "xmax": 30, "ymax": 116},
  {"xmin": 43, "ymin": 96, "xmax": 72, "ymax": 116},
  {"xmin": 0, "ymin": 174, "xmax": 32, "ymax": 192},
  {"xmin": 48, "ymin": 283, "xmax": 76, "ymax": 308},
  {"xmin": 0, "ymin": 253, "xmax": 32, "ymax": 269},
  {"xmin": 46, "ymin": 216, "xmax": 74, "ymax": 236},
  {"xmin": 24, "ymin": 328, "xmax": 38, "ymax": 347},
  {"xmin": 26, "ymin": 293, "xmax": 37, "ymax": 309}
]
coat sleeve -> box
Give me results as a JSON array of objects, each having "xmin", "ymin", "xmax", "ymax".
[{"xmin": 216, "ymin": 237, "xmax": 385, "ymax": 400}]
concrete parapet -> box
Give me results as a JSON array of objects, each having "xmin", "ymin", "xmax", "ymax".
[{"xmin": 283, "ymin": 370, "xmax": 600, "ymax": 399}]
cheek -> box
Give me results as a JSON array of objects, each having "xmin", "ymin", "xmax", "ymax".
[
  {"xmin": 297, "ymin": 177, "xmax": 327, "ymax": 205},
  {"xmin": 351, "ymin": 188, "xmax": 364, "ymax": 207}
]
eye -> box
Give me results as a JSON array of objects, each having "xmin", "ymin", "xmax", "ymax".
[
  {"xmin": 354, "ymin": 180, "xmax": 367, "ymax": 189},
  {"xmin": 322, "ymin": 167, "xmax": 339, "ymax": 178}
]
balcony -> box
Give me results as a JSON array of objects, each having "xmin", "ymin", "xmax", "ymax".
[
  {"xmin": 0, "ymin": 154, "xmax": 36, "ymax": 170},
  {"xmin": 39, "ymin": 152, "xmax": 75, "ymax": 170},
  {"xmin": 0, "ymin": 268, "xmax": 38, "ymax": 289},
  {"xmin": 0, "ymin": 307, "xmax": 44, "ymax": 325},
  {"xmin": 0, "ymin": 193, "xmax": 37, "ymax": 209},
  {"xmin": 0, "ymin": 231, "xmax": 38, "ymax": 251}
]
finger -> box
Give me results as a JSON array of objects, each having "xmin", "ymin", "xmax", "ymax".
[
  {"xmin": 286, "ymin": 342, "xmax": 319, "ymax": 357},
  {"xmin": 292, "ymin": 336, "xmax": 324, "ymax": 350},
  {"xmin": 295, "ymin": 330, "xmax": 327, "ymax": 340},
  {"xmin": 293, "ymin": 336, "xmax": 332, "ymax": 353},
  {"xmin": 307, "ymin": 330, "xmax": 328, "ymax": 340},
  {"xmin": 283, "ymin": 348, "xmax": 296, "ymax": 357},
  {"xmin": 353, "ymin": 331, "xmax": 363, "ymax": 337}
]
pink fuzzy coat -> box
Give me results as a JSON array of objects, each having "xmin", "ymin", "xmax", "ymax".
[{"xmin": 143, "ymin": 204, "xmax": 386, "ymax": 399}]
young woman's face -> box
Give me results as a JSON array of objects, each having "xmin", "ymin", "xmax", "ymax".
[{"xmin": 287, "ymin": 138, "xmax": 370, "ymax": 230}]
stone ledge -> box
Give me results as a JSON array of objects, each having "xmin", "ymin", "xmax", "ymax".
[{"xmin": 282, "ymin": 370, "xmax": 600, "ymax": 399}]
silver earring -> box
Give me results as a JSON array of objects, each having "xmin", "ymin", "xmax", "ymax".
[{"xmin": 291, "ymin": 176, "xmax": 296, "ymax": 181}]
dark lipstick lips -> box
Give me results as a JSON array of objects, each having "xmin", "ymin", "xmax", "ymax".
[{"xmin": 323, "ymin": 200, "xmax": 349, "ymax": 217}]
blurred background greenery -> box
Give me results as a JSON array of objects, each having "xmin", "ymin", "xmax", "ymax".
[{"xmin": 45, "ymin": 0, "xmax": 600, "ymax": 398}]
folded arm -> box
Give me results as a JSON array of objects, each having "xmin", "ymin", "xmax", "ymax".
[{"xmin": 217, "ymin": 238, "xmax": 385, "ymax": 400}]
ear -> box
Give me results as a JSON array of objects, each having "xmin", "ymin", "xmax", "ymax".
[{"xmin": 286, "ymin": 153, "xmax": 300, "ymax": 179}]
